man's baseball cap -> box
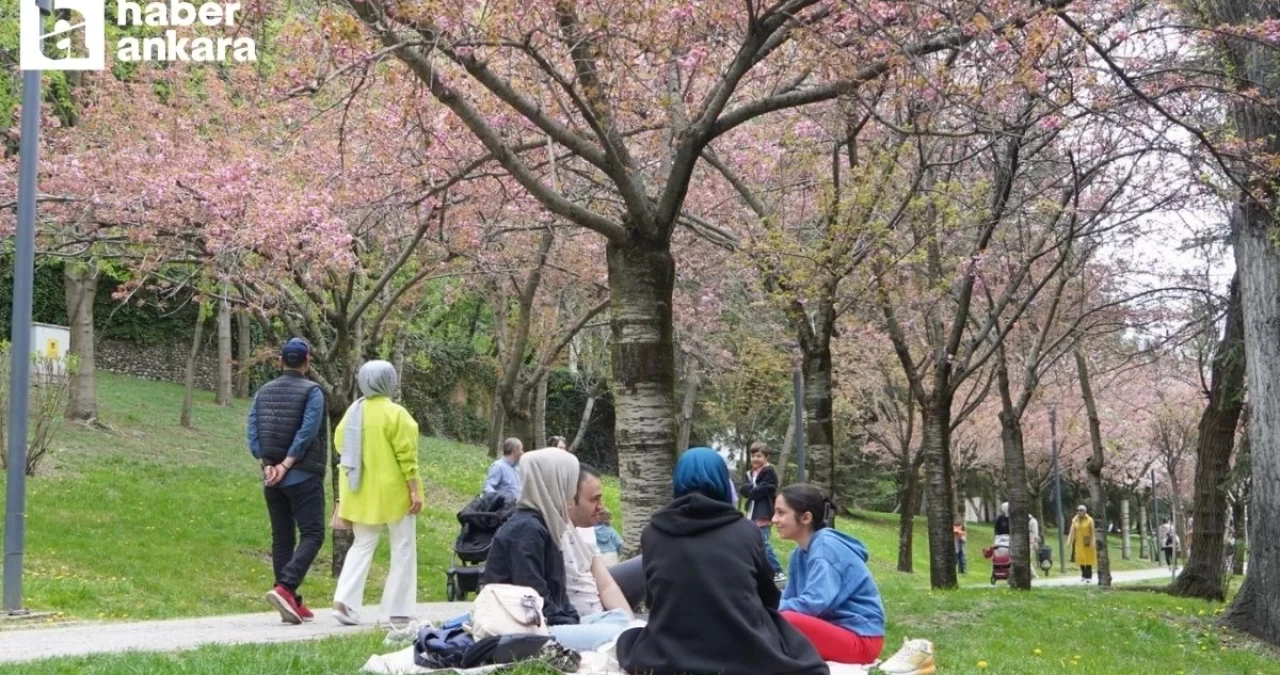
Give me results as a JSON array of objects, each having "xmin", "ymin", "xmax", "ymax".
[{"xmin": 281, "ymin": 338, "xmax": 310, "ymax": 367}]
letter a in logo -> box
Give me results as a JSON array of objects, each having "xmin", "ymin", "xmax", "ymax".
[{"xmin": 20, "ymin": 0, "xmax": 106, "ymax": 71}]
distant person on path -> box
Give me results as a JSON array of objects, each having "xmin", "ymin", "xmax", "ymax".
[
  {"xmin": 616, "ymin": 448, "xmax": 826, "ymax": 675},
  {"xmin": 482, "ymin": 437, "xmax": 524, "ymax": 501},
  {"xmin": 248, "ymin": 337, "xmax": 327, "ymax": 624},
  {"xmin": 1028, "ymin": 513, "xmax": 1041, "ymax": 579},
  {"xmin": 953, "ymin": 521, "xmax": 967, "ymax": 575},
  {"xmin": 1067, "ymin": 504, "xmax": 1097, "ymax": 583},
  {"xmin": 995, "ymin": 502, "xmax": 1011, "ymax": 537},
  {"xmin": 594, "ymin": 507, "xmax": 625, "ymax": 566},
  {"xmin": 1158, "ymin": 518, "xmax": 1178, "ymax": 567},
  {"xmin": 331, "ymin": 360, "xmax": 423, "ymax": 627},
  {"xmin": 738, "ymin": 442, "xmax": 784, "ymax": 582},
  {"xmin": 549, "ymin": 435, "xmax": 568, "ymax": 451},
  {"xmin": 773, "ymin": 484, "xmax": 886, "ymax": 665}
]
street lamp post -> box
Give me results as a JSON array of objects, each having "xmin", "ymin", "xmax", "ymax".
[
  {"xmin": 4, "ymin": 0, "xmax": 52, "ymax": 615},
  {"xmin": 1050, "ymin": 405, "xmax": 1066, "ymax": 575}
]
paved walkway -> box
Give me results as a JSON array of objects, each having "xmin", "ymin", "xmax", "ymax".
[
  {"xmin": 971, "ymin": 566, "xmax": 1183, "ymax": 588},
  {"xmin": 0, "ymin": 601, "xmax": 472, "ymax": 665}
]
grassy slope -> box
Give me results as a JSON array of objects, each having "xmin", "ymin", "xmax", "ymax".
[{"xmin": 0, "ymin": 373, "xmax": 1275, "ymax": 673}]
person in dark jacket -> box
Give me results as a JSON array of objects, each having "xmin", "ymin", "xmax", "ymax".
[
  {"xmin": 247, "ymin": 337, "xmax": 327, "ymax": 625},
  {"xmin": 994, "ymin": 502, "xmax": 1011, "ymax": 537},
  {"xmin": 617, "ymin": 448, "xmax": 828, "ymax": 675},
  {"xmin": 739, "ymin": 441, "xmax": 784, "ymax": 579}
]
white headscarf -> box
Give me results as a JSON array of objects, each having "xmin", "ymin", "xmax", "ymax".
[
  {"xmin": 1000, "ymin": 502, "xmax": 1009, "ymax": 517},
  {"xmin": 339, "ymin": 360, "xmax": 398, "ymax": 492}
]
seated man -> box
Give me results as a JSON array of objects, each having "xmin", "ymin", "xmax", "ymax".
[
  {"xmin": 483, "ymin": 449, "xmax": 631, "ymax": 652},
  {"xmin": 563, "ymin": 464, "xmax": 634, "ymax": 622}
]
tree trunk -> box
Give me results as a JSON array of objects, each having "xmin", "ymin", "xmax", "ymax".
[
  {"xmin": 896, "ymin": 457, "xmax": 922, "ymax": 573},
  {"xmin": 921, "ymin": 404, "xmax": 959, "ymax": 589},
  {"xmin": 675, "ymin": 368, "xmax": 699, "ymax": 454},
  {"xmin": 487, "ymin": 392, "xmax": 506, "ymax": 458},
  {"xmin": 606, "ymin": 240, "xmax": 677, "ymax": 550},
  {"xmin": 776, "ymin": 408, "xmax": 796, "ymax": 484},
  {"xmin": 63, "ymin": 262, "xmax": 99, "ymax": 421},
  {"xmin": 1233, "ymin": 497, "xmax": 1247, "ymax": 576},
  {"xmin": 1122, "ymin": 499, "xmax": 1131, "ymax": 560},
  {"xmin": 180, "ymin": 309, "xmax": 206, "ymax": 429},
  {"xmin": 1172, "ymin": 274, "xmax": 1244, "ymax": 600},
  {"xmin": 215, "ymin": 297, "xmax": 233, "ymax": 406},
  {"xmin": 569, "ymin": 394, "xmax": 597, "ymax": 454},
  {"xmin": 803, "ymin": 343, "xmax": 836, "ymax": 496},
  {"xmin": 534, "ymin": 375, "xmax": 548, "ymax": 449},
  {"xmin": 1222, "ymin": 193, "xmax": 1280, "ymax": 643},
  {"xmin": 504, "ymin": 405, "xmax": 536, "ymax": 452},
  {"xmin": 328, "ymin": 406, "xmax": 353, "ymax": 578},
  {"xmin": 995, "ymin": 351, "xmax": 1032, "ymax": 590},
  {"xmin": 1139, "ymin": 500, "xmax": 1149, "ymax": 560},
  {"xmin": 1075, "ymin": 349, "xmax": 1112, "ymax": 587},
  {"xmin": 235, "ymin": 310, "xmax": 252, "ymax": 398}
]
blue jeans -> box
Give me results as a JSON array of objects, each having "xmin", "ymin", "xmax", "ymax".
[
  {"xmin": 760, "ymin": 525, "xmax": 782, "ymax": 574},
  {"xmin": 549, "ymin": 608, "xmax": 632, "ymax": 651}
]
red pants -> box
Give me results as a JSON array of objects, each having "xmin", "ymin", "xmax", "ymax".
[{"xmin": 781, "ymin": 611, "xmax": 884, "ymax": 665}]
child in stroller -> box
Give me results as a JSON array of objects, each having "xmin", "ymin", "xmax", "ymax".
[
  {"xmin": 984, "ymin": 534, "xmax": 1012, "ymax": 585},
  {"xmin": 445, "ymin": 492, "xmax": 517, "ymax": 601}
]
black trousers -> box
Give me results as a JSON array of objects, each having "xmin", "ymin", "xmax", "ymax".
[
  {"xmin": 1081, "ymin": 564, "xmax": 1093, "ymax": 580},
  {"xmin": 264, "ymin": 475, "xmax": 326, "ymax": 595},
  {"xmin": 1162, "ymin": 547, "xmax": 1175, "ymax": 566}
]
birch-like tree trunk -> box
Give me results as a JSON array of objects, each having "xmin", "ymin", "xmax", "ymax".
[
  {"xmin": 64, "ymin": 262, "xmax": 99, "ymax": 421},
  {"xmin": 180, "ymin": 309, "xmax": 207, "ymax": 429},
  {"xmin": 215, "ymin": 297, "xmax": 233, "ymax": 406}
]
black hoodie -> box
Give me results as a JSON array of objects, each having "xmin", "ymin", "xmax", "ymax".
[{"xmin": 616, "ymin": 494, "xmax": 828, "ymax": 675}]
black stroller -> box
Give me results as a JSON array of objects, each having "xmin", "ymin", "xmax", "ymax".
[{"xmin": 445, "ymin": 492, "xmax": 516, "ymax": 601}]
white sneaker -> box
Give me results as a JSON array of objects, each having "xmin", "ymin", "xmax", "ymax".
[
  {"xmin": 332, "ymin": 601, "xmax": 360, "ymax": 626},
  {"xmin": 877, "ymin": 638, "xmax": 936, "ymax": 674}
]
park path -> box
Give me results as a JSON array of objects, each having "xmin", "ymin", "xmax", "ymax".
[
  {"xmin": 972, "ymin": 566, "xmax": 1184, "ymax": 588},
  {"xmin": 0, "ymin": 601, "xmax": 472, "ymax": 665}
]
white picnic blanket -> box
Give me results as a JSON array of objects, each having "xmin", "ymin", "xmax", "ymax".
[{"xmin": 362, "ymin": 639, "xmax": 874, "ymax": 675}]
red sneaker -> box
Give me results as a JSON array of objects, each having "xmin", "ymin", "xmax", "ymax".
[
  {"xmin": 296, "ymin": 599, "xmax": 315, "ymax": 623},
  {"xmin": 266, "ymin": 585, "xmax": 302, "ymax": 625}
]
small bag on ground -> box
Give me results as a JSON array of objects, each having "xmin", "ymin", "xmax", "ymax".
[{"xmin": 466, "ymin": 584, "xmax": 550, "ymax": 639}]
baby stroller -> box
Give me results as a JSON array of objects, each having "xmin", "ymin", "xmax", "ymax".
[
  {"xmin": 445, "ymin": 493, "xmax": 516, "ymax": 601},
  {"xmin": 985, "ymin": 534, "xmax": 1012, "ymax": 585}
]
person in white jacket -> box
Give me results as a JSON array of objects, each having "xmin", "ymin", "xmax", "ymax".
[{"xmin": 1028, "ymin": 513, "xmax": 1041, "ymax": 579}]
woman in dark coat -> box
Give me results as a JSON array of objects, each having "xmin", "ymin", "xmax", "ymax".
[{"xmin": 616, "ymin": 448, "xmax": 828, "ymax": 675}]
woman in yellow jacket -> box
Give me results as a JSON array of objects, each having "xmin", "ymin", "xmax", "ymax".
[
  {"xmin": 332, "ymin": 360, "xmax": 423, "ymax": 626},
  {"xmin": 1067, "ymin": 504, "xmax": 1097, "ymax": 584}
]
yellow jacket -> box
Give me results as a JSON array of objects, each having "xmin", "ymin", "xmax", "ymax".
[
  {"xmin": 1070, "ymin": 515, "xmax": 1098, "ymax": 567},
  {"xmin": 335, "ymin": 396, "xmax": 421, "ymax": 525}
]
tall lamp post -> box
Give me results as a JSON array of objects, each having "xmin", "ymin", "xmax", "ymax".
[
  {"xmin": 1050, "ymin": 405, "xmax": 1066, "ymax": 575},
  {"xmin": 4, "ymin": 0, "xmax": 52, "ymax": 615}
]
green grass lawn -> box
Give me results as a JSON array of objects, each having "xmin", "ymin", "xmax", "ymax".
[{"xmin": 0, "ymin": 373, "xmax": 1275, "ymax": 673}]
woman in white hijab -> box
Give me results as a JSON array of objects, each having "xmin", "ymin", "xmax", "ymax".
[
  {"xmin": 483, "ymin": 448, "xmax": 631, "ymax": 651},
  {"xmin": 332, "ymin": 361, "xmax": 423, "ymax": 626}
]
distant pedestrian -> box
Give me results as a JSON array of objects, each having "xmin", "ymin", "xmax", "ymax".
[
  {"xmin": 953, "ymin": 521, "xmax": 967, "ymax": 575},
  {"xmin": 1067, "ymin": 505, "xmax": 1097, "ymax": 583},
  {"xmin": 248, "ymin": 337, "xmax": 327, "ymax": 624},
  {"xmin": 332, "ymin": 360, "xmax": 423, "ymax": 627},
  {"xmin": 482, "ymin": 437, "xmax": 524, "ymax": 502},
  {"xmin": 995, "ymin": 502, "xmax": 1011, "ymax": 537},
  {"xmin": 1158, "ymin": 518, "xmax": 1178, "ymax": 568},
  {"xmin": 550, "ymin": 435, "xmax": 568, "ymax": 451}
]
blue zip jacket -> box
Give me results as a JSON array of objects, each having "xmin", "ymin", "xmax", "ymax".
[{"xmin": 780, "ymin": 527, "xmax": 885, "ymax": 637}]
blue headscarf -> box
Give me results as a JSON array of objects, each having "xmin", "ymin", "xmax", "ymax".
[{"xmin": 674, "ymin": 447, "xmax": 734, "ymax": 504}]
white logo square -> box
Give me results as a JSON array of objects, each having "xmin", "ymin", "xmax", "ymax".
[{"xmin": 19, "ymin": 0, "xmax": 106, "ymax": 71}]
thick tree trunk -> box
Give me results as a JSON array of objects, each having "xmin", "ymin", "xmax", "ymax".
[
  {"xmin": 504, "ymin": 405, "xmax": 536, "ymax": 452},
  {"xmin": 921, "ymin": 404, "xmax": 959, "ymax": 589},
  {"xmin": 1139, "ymin": 500, "xmax": 1149, "ymax": 560},
  {"xmin": 1222, "ymin": 194, "xmax": 1280, "ymax": 643},
  {"xmin": 776, "ymin": 408, "xmax": 796, "ymax": 483},
  {"xmin": 487, "ymin": 393, "xmax": 506, "ymax": 458},
  {"xmin": 1122, "ymin": 499, "xmax": 1131, "ymax": 560},
  {"xmin": 569, "ymin": 394, "xmax": 596, "ymax": 454},
  {"xmin": 180, "ymin": 310, "xmax": 206, "ymax": 429},
  {"xmin": 675, "ymin": 368, "xmax": 699, "ymax": 454},
  {"xmin": 896, "ymin": 457, "xmax": 922, "ymax": 573},
  {"xmin": 1075, "ymin": 349, "xmax": 1112, "ymax": 587},
  {"xmin": 803, "ymin": 343, "xmax": 836, "ymax": 496},
  {"xmin": 235, "ymin": 310, "xmax": 252, "ymax": 398},
  {"xmin": 63, "ymin": 263, "xmax": 99, "ymax": 421},
  {"xmin": 995, "ymin": 352, "xmax": 1032, "ymax": 589},
  {"xmin": 216, "ymin": 297, "xmax": 233, "ymax": 406},
  {"xmin": 534, "ymin": 375, "xmax": 548, "ymax": 449},
  {"xmin": 1172, "ymin": 275, "xmax": 1244, "ymax": 600},
  {"xmin": 606, "ymin": 240, "xmax": 677, "ymax": 550}
]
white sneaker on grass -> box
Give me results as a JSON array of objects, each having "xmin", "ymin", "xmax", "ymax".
[{"xmin": 877, "ymin": 638, "xmax": 936, "ymax": 675}]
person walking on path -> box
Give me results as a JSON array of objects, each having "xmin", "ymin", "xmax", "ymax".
[
  {"xmin": 1158, "ymin": 518, "xmax": 1179, "ymax": 568},
  {"xmin": 331, "ymin": 361, "xmax": 424, "ymax": 627},
  {"xmin": 482, "ymin": 437, "xmax": 524, "ymax": 501},
  {"xmin": 738, "ymin": 442, "xmax": 784, "ymax": 582},
  {"xmin": 953, "ymin": 521, "xmax": 967, "ymax": 575},
  {"xmin": 1067, "ymin": 504, "xmax": 1098, "ymax": 583},
  {"xmin": 248, "ymin": 338, "xmax": 328, "ymax": 625}
]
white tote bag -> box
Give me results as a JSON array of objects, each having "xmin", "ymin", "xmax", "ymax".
[{"xmin": 467, "ymin": 584, "xmax": 551, "ymax": 640}]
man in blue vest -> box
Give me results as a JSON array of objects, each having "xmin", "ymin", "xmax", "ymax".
[{"xmin": 247, "ymin": 338, "xmax": 327, "ymax": 624}]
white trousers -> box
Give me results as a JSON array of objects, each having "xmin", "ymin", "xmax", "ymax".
[{"xmin": 333, "ymin": 513, "xmax": 417, "ymax": 622}]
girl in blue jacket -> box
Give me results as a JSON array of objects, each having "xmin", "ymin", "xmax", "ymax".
[{"xmin": 773, "ymin": 484, "xmax": 886, "ymax": 664}]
